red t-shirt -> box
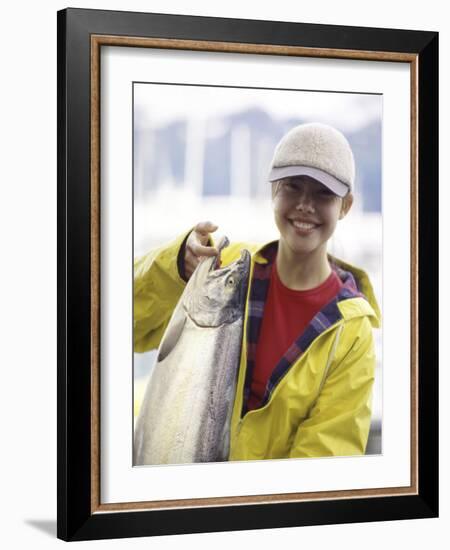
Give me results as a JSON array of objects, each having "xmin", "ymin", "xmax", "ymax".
[{"xmin": 246, "ymin": 261, "xmax": 343, "ymax": 411}]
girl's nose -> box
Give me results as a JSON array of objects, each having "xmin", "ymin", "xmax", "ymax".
[{"xmin": 295, "ymin": 194, "xmax": 315, "ymax": 213}]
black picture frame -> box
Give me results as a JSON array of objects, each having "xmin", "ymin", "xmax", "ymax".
[{"xmin": 57, "ymin": 7, "xmax": 438, "ymax": 542}]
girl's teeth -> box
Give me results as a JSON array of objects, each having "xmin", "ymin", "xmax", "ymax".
[{"xmin": 292, "ymin": 221, "xmax": 315, "ymax": 229}]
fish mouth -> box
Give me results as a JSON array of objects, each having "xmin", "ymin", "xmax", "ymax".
[
  {"xmin": 211, "ymin": 246, "xmax": 251, "ymax": 273},
  {"xmin": 209, "ymin": 237, "xmax": 251, "ymax": 274},
  {"xmin": 237, "ymin": 248, "xmax": 251, "ymax": 269},
  {"xmin": 210, "ymin": 236, "xmax": 230, "ymax": 271}
]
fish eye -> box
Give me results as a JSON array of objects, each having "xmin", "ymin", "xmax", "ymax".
[{"xmin": 227, "ymin": 277, "xmax": 234, "ymax": 286}]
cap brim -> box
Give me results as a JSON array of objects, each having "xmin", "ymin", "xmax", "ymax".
[{"xmin": 269, "ymin": 165, "xmax": 350, "ymax": 197}]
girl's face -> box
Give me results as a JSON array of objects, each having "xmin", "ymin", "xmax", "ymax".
[{"xmin": 272, "ymin": 176, "xmax": 353, "ymax": 258}]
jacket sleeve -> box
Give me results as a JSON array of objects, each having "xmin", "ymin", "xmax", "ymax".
[
  {"xmin": 134, "ymin": 228, "xmax": 193, "ymax": 353},
  {"xmin": 289, "ymin": 317, "xmax": 376, "ymax": 458}
]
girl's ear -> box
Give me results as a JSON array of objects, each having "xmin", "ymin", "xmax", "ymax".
[{"xmin": 339, "ymin": 192, "xmax": 354, "ymax": 219}]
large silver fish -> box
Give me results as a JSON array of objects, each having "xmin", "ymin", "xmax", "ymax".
[{"xmin": 134, "ymin": 237, "xmax": 251, "ymax": 466}]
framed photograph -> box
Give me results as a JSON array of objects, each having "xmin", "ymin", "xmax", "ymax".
[{"xmin": 57, "ymin": 8, "xmax": 438, "ymax": 541}]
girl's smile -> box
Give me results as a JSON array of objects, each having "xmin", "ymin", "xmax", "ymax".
[
  {"xmin": 273, "ymin": 175, "xmax": 352, "ymax": 257},
  {"xmin": 288, "ymin": 217, "xmax": 321, "ymax": 235}
]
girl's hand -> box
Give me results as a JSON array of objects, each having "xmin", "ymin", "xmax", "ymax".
[{"xmin": 184, "ymin": 221, "xmax": 219, "ymax": 279}]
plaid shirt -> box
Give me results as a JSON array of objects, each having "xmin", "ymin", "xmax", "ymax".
[{"xmin": 242, "ymin": 242, "xmax": 366, "ymax": 416}]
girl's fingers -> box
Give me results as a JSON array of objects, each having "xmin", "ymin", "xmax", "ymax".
[
  {"xmin": 184, "ymin": 250, "xmax": 201, "ymax": 276},
  {"xmin": 184, "ymin": 221, "xmax": 220, "ymax": 279},
  {"xmin": 194, "ymin": 220, "xmax": 218, "ymax": 237},
  {"xmin": 184, "ymin": 260, "xmax": 194, "ymax": 278},
  {"xmin": 188, "ymin": 241, "xmax": 218, "ymax": 257}
]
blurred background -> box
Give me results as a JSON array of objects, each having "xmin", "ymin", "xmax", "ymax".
[{"xmin": 133, "ymin": 82, "xmax": 382, "ymax": 455}]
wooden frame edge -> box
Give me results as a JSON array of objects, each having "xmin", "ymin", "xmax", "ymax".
[
  {"xmin": 89, "ymin": 34, "xmax": 420, "ymax": 514},
  {"xmin": 92, "ymin": 34, "xmax": 417, "ymax": 62}
]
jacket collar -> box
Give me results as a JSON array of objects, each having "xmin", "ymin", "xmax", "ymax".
[
  {"xmin": 242, "ymin": 240, "xmax": 379, "ymax": 414},
  {"xmin": 251, "ymin": 240, "xmax": 380, "ymax": 327}
]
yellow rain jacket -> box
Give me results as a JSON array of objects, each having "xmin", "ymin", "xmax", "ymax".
[{"xmin": 134, "ymin": 229, "xmax": 381, "ymax": 461}]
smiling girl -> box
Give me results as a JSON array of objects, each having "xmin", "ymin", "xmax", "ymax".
[{"xmin": 134, "ymin": 122, "xmax": 380, "ymax": 460}]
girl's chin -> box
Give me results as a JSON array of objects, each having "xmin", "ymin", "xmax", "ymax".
[
  {"xmin": 283, "ymin": 237, "xmax": 318, "ymax": 256},
  {"xmin": 279, "ymin": 232, "xmax": 327, "ymax": 258}
]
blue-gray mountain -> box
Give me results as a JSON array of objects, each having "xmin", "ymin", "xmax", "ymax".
[{"xmin": 134, "ymin": 107, "xmax": 381, "ymax": 212}]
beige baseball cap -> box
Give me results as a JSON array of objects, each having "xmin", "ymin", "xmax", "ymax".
[{"xmin": 268, "ymin": 123, "xmax": 355, "ymax": 197}]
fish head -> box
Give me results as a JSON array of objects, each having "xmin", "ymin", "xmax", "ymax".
[{"xmin": 185, "ymin": 236, "xmax": 251, "ymax": 327}]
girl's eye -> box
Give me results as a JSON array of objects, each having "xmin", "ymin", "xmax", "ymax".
[
  {"xmin": 284, "ymin": 182, "xmax": 298, "ymax": 192},
  {"xmin": 317, "ymin": 189, "xmax": 334, "ymax": 197}
]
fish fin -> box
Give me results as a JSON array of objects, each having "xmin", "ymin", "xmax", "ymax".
[{"xmin": 157, "ymin": 300, "xmax": 187, "ymax": 362}]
